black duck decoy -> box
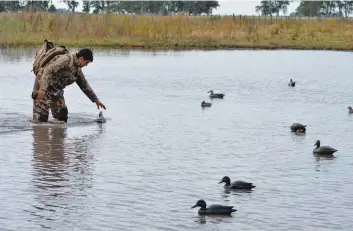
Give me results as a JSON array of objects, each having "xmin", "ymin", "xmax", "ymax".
[
  {"xmin": 313, "ymin": 140, "xmax": 337, "ymax": 155},
  {"xmin": 208, "ymin": 90, "xmax": 225, "ymax": 99},
  {"xmin": 219, "ymin": 176, "xmax": 255, "ymax": 190},
  {"xmin": 288, "ymin": 79, "xmax": 295, "ymax": 87},
  {"xmin": 96, "ymin": 111, "xmax": 106, "ymax": 123},
  {"xmin": 290, "ymin": 123, "xmax": 306, "ymax": 133},
  {"xmin": 201, "ymin": 101, "xmax": 212, "ymax": 107},
  {"xmin": 191, "ymin": 199, "xmax": 236, "ymax": 215},
  {"xmin": 347, "ymin": 106, "xmax": 353, "ymax": 114}
]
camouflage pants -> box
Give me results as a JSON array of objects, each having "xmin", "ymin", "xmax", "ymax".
[{"xmin": 32, "ymin": 90, "xmax": 68, "ymax": 123}]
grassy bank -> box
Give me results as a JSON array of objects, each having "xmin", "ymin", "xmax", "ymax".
[{"xmin": 1, "ymin": 12, "xmax": 353, "ymax": 50}]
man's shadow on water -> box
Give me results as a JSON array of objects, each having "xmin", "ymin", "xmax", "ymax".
[{"xmin": 25, "ymin": 124, "xmax": 104, "ymax": 229}]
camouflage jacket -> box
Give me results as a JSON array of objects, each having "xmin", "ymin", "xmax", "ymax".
[{"xmin": 38, "ymin": 53, "xmax": 99, "ymax": 103}]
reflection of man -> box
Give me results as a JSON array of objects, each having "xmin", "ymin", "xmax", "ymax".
[
  {"xmin": 32, "ymin": 126, "xmax": 68, "ymax": 186},
  {"xmin": 30, "ymin": 126, "xmax": 70, "ymax": 229},
  {"xmin": 29, "ymin": 125, "xmax": 103, "ymax": 229}
]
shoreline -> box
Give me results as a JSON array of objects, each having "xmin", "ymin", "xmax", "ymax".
[
  {"xmin": 1, "ymin": 42, "xmax": 353, "ymax": 52},
  {"xmin": 1, "ymin": 12, "xmax": 353, "ymax": 52}
]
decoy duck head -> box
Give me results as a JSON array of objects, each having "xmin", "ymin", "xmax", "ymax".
[
  {"xmin": 314, "ymin": 140, "xmax": 320, "ymax": 147},
  {"xmin": 191, "ymin": 199, "xmax": 207, "ymax": 209},
  {"xmin": 219, "ymin": 176, "xmax": 231, "ymax": 185}
]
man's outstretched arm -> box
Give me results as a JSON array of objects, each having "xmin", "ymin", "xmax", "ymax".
[{"xmin": 76, "ymin": 69, "xmax": 106, "ymax": 109}]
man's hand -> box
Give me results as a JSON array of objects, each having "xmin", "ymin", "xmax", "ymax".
[
  {"xmin": 95, "ymin": 100, "xmax": 106, "ymax": 110},
  {"xmin": 36, "ymin": 89, "xmax": 46, "ymax": 101}
]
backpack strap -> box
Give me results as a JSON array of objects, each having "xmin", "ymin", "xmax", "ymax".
[
  {"xmin": 39, "ymin": 47, "xmax": 69, "ymax": 71},
  {"xmin": 68, "ymin": 53, "xmax": 75, "ymax": 67}
]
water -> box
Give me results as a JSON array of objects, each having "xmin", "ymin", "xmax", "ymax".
[{"xmin": 1, "ymin": 47, "xmax": 353, "ymax": 230}]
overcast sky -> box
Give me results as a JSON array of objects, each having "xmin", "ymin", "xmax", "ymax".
[
  {"xmin": 52, "ymin": 0, "xmax": 301, "ymax": 16},
  {"xmin": 214, "ymin": 1, "xmax": 300, "ymax": 15}
]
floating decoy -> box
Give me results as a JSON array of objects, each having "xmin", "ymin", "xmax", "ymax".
[
  {"xmin": 313, "ymin": 140, "xmax": 337, "ymax": 155},
  {"xmin": 96, "ymin": 111, "xmax": 106, "ymax": 123},
  {"xmin": 288, "ymin": 79, "xmax": 295, "ymax": 87},
  {"xmin": 208, "ymin": 90, "xmax": 225, "ymax": 99},
  {"xmin": 347, "ymin": 106, "xmax": 353, "ymax": 114},
  {"xmin": 290, "ymin": 123, "xmax": 306, "ymax": 133},
  {"xmin": 201, "ymin": 101, "xmax": 212, "ymax": 107},
  {"xmin": 219, "ymin": 176, "xmax": 256, "ymax": 190},
  {"xmin": 191, "ymin": 199, "xmax": 236, "ymax": 215}
]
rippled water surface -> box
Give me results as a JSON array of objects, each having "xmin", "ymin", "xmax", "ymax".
[{"xmin": 1, "ymin": 47, "xmax": 353, "ymax": 230}]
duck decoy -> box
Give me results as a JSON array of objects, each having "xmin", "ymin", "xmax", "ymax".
[
  {"xmin": 290, "ymin": 123, "xmax": 306, "ymax": 133},
  {"xmin": 208, "ymin": 90, "xmax": 225, "ymax": 99},
  {"xmin": 201, "ymin": 101, "xmax": 212, "ymax": 107},
  {"xmin": 96, "ymin": 111, "xmax": 106, "ymax": 123},
  {"xmin": 219, "ymin": 176, "xmax": 255, "ymax": 190},
  {"xmin": 191, "ymin": 199, "xmax": 236, "ymax": 215},
  {"xmin": 347, "ymin": 106, "xmax": 353, "ymax": 114},
  {"xmin": 313, "ymin": 140, "xmax": 337, "ymax": 155},
  {"xmin": 288, "ymin": 79, "xmax": 295, "ymax": 87}
]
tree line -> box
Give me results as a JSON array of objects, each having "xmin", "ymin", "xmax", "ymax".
[
  {"xmin": 3, "ymin": 1, "xmax": 349, "ymax": 17},
  {"xmin": 255, "ymin": 1, "xmax": 353, "ymax": 17},
  {"xmin": 0, "ymin": 1, "xmax": 219, "ymax": 15}
]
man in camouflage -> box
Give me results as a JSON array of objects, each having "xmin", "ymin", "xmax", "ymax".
[{"xmin": 32, "ymin": 48, "xmax": 106, "ymax": 123}]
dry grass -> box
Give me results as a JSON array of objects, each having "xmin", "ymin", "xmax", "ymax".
[{"xmin": 1, "ymin": 12, "xmax": 353, "ymax": 50}]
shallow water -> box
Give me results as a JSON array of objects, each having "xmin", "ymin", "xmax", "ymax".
[{"xmin": 1, "ymin": 47, "xmax": 353, "ymax": 230}]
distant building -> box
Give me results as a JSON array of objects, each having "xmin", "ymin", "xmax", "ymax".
[
  {"xmin": 289, "ymin": 12, "xmax": 303, "ymax": 17},
  {"xmin": 56, "ymin": 8, "xmax": 70, "ymax": 13}
]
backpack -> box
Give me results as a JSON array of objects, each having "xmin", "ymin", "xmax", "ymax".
[{"xmin": 32, "ymin": 39, "xmax": 70, "ymax": 76}]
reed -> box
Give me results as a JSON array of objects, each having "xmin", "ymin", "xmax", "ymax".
[{"xmin": 1, "ymin": 12, "xmax": 353, "ymax": 50}]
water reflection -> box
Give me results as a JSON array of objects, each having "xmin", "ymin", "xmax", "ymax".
[
  {"xmin": 92, "ymin": 47, "xmax": 184, "ymax": 57},
  {"xmin": 32, "ymin": 126, "xmax": 68, "ymax": 190},
  {"xmin": 0, "ymin": 47, "xmax": 185, "ymax": 63},
  {"xmin": 314, "ymin": 153, "xmax": 337, "ymax": 173},
  {"xmin": 291, "ymin": 131, "xmax": 306, "ymax": 137},
  {"xmin": 93, "ymin": 48, "xmax": 136, "ymax": 57},
  {"xmin": 222, "ymin": 188, "xmax": 254, "ymax": 195},
  {"xmin": 27, "ymin": 125, "xmax": 101, "ymax": 229},
  {"xmin": 194, "ymin": 214, "xmax": 234, "ymax": 224},
  {"xmin": 314, "ymin": 153, "xmax": 337, "ymax": 162},
  {"xmin": 0, "ymin": 47, "xmax": 37, "ymax": 62}
]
